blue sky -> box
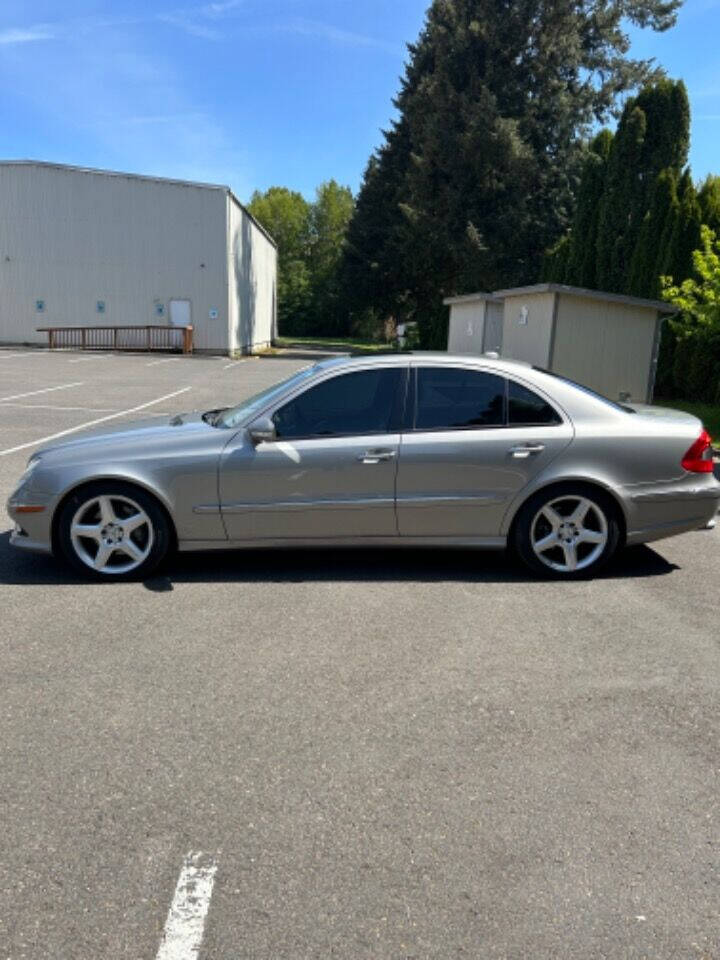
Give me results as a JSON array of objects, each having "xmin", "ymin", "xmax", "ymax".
[{"xmin": 1, "ymin": 0, "xmax": 718, "ymax": 203}]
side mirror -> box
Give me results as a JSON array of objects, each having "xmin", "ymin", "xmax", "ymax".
[{"xmin": 248, "ymin": 416, "xmax": 276, "ymax": 446}]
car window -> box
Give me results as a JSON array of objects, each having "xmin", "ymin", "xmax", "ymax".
[
  {"xmin": 273, "ymin": 368, "xmax": 404, "ymax": 439},
  {"xmin": 534, "ymin": 368, "xmax": 634, "ymax": 413},
  {"xmin": 415, "ymin": 367, "xmax": 505, "ymax": 430},
  {"xmin": 508, "ymin": 380, "xmax": 561, "ymax": 426},
  {"xmin": 216, "ymin": 366, "xmax": 318, "ymax": 429}
]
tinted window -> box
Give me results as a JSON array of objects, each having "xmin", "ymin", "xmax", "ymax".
[
  {"xmin": 533, "ymin": 368, "xmax": 633, "ymax": 413},
  {"xmin": 273, "ymin": 368, "xmax": 403, "ymax": 439},
  {"xmin": 508, "ymin": 380, "xmax": 561, "ymax": 426},
  {"xmin": 415, "ymin": 368, "xmax": 505, "ymax": 430}
]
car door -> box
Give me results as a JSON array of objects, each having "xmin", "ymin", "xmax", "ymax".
[
  {"xmin": 219, "ymin": 364, "xmax": 409, "ymax": 540},
  {"xmin": 395, "ymin": 363, "xmax": 573, "ymax": 538}
]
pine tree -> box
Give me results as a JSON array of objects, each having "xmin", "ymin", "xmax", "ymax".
[
  {"xmin": 596, "ymin": 80, "xmax": 689, "ymax": 294},
  {"xmin": 564, "ymin": 130, "xmax": 613, "ymax": 288},
  {"xmin": 341, "ymin": 0, "xmax": 682, "ymax": 345},
  {"xmin": 668, "ymin": 170, "xmax": 703, "ymax": 283},
  {"xmin": 699, "ymin": 176, "xmax": 720, "ymax": 234},
  {"xmin": 628, "ymin": 168, "xmax": 678, "ymax": 297},
  {"xmin": 596, "ymin": 107, "xmax": 648, "ymax": 292}
]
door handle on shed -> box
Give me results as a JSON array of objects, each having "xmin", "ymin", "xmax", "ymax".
[
  {"xmin": 509, "ymin": 443, "xmax": 545, "ymax": 459},
  {"xmin": 357, "ymin": 449, "xmax": 397, "ymax": 464}
]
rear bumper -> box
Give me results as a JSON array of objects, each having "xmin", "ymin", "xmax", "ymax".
[{"xmin": 623, "ymin": 476, "xmax": 720, "ymax": 545}]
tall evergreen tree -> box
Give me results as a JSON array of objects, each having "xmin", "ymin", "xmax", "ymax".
[
  {"xmin": 342, "ymin": 0, "xmax": 682, "ymax": 345},
  {"xmin": 668, "ymin": 170, "xmax": 703, "ymax": 282},
  {"xmin": 628, "ymin": 168, "xmax": 678, "ymax": 297},
  {"xmin": 699, "ymin": 175, "xmax": 720, "ymax": 234},
  {"xmin": 563, "ymin": 130, "xmax": 613, "ymax": 288},
  {"xmin": 595, "ymin": 79, "xmax": 690, "ymax": 293}
]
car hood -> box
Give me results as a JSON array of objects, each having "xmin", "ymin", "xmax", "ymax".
[{"xmin": 32, "ymin": 410, "xmax": 222, "ymax": 462}]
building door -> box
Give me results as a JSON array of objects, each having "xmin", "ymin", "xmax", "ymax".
[{"xmin": 169, "ymin": 299, "xmax": 191, "ymax": 327}]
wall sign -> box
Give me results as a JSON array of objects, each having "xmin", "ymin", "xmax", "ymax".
[
  {"xmin": 518, "ymin": 306, "xmax": 529, "ymax": 326},
  {"xmin": 35, "ymin": 299, "xmax": 45, "ymax": 313},
  {"xmin": 155, "ymin": 302, "xmax": 166, "ymax": 318},
  {"xmin": 96, "ymin": 300, "xmax": 106, "ymax": 314},
  {"xmin": 209, "ymin": 308, "xmax": 219, "ymax": 320}
]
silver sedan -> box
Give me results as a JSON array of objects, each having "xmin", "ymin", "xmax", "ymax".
[{"xmin": 7, "ymin": 354, "xmax": 720, "ymax": 580}]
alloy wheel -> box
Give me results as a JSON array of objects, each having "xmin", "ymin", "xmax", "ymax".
[
  {"xmin": 530, "ymin": 495, "xmax": 608, "ymax": 574},
  {"xmin": 69, "ymin": 494, "xmax": 154, "ymax": 575}
]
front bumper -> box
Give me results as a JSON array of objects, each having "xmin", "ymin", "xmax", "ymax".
[{"xmin": 6, "ymin": 489, "xmax": 56, "ymax": 555}]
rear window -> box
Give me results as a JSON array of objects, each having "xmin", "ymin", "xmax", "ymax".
[
  {"xmin": 508, "ymin": 380, "xmax": 561, "ymax": 426},
  {"xmin": 533, "ymin": 368, "xmax": 634, "ymax": 413}
]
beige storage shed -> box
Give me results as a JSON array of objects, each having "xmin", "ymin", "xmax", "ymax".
[
  {"xmin": 444, "ymin": 292, "xmax": 504, "ymax": 356},
  {"xmin": 492, "ymin": 284, "xmax": 676, "ymax": 403}
]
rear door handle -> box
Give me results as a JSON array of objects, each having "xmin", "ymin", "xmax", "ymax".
[
  {"xmin": 357, "ymin": 449, "xmax": 397, "ymax": 464},
  {"xmin": 509, "ymin": 443, "xmax": 545, "ymax": 459}
]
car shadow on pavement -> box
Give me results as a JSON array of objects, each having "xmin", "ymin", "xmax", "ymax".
[{"xmin": 0, "ymin": 530, "xmax": 679, "ymax": 589}]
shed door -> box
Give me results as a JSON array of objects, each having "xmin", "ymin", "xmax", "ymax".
[
  {"xmin": 483, "ymin": 304, "xmax": 504, "ymax": 354},
  {"xmin": 169, "ymin": 299, "xmax": 191, "ymax": 327}
]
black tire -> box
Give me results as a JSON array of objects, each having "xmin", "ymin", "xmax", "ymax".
[
  {"xmin": 512, "ymin": 482, "xmax": 622, "ymax": 580},
  {"xmin": 56, "ymin": 481, "xmax": 172, "ymax": 581}
]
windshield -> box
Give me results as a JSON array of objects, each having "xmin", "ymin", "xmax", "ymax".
[
  {"xmin": 533, "ymin": 368, "xmax": 635, "ymax": 414},
  {"xmin": 214, "ymin": 365, "xmax": 319, "ymax": 429}
]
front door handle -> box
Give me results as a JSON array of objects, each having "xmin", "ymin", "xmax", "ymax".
[
  {"xmin": 509, "ymin": 443, "xmax": 545, "ymax": 459},
  {"xmin": 357, "ymin": 449, "xmax": 397, "ymax": 464}
]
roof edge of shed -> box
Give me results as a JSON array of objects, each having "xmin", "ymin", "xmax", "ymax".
[
  {"xmin": 443, "ymin": 292, "xmax": 504, "ymax": 306},
  {"xmin": 492, "ymin": 283, "xmax": 676, "ymax": 314}
]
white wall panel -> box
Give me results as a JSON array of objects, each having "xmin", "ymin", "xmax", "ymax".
[{"xmin": 0, "ymin": 163, "xmax": 275, "ymax": 354}]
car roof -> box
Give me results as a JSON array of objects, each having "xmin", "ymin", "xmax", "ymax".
[{"xmin": 313, "ymin": 352, "xmax": 533, "ymax": 373}]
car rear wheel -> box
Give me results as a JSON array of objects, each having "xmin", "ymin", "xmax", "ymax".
[
  {"xmin": 513, "ymin": 484, "xmax": 621, "ymax": 579},
  {"xmin": 57, "ymin": 482, "xmax": 171, "ymax": 580}
]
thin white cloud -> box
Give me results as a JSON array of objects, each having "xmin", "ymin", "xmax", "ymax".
[
  {"xmin": 157, "ymin": 12, "xmax": 223, "ymax": 40},
  {"xmin": 280, "ymin": 19, "xmax": 404, "ymax": 56},
  {"xmin": 200, "ymin": 0, "xmax": 244, "ymax": 18},
  {"xmin": 0, "ymin": 25, "xmax": 54, "ymax": 45},
  {"xmin": 157, "ymin": 0, "xmax": 244, "ymax": 39}
]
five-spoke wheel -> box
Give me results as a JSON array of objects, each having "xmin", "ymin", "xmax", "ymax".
[
  {"xmin": 57, "ymin": 482, "xmax": 171, "ymax": 579},
  {"xmin": 514, "ymin": 484, "xmax": 621, "ymax": 578}
]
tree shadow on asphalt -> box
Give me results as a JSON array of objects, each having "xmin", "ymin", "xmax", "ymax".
[{"xmin": 0, "ymin": 530, "xmax": 679, "ymax": 589}]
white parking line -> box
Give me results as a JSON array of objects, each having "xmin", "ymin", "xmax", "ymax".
[
  {"xmin": 147, "ymin": 357, "xmax": 181, "ymax": 367},
  {"xmin": 0, "ymin": 387, "xmax": 191, "ymax": 457},
  {"xmin": 156, "ymin": 852, "xmax": 218, "ymax": 960},
  {"xmin": 0, "ymin": 382, "xmax": 84, "ymax": 403},
  {"xmin": 0, "ymin": 402, "xmax": 118, "ymax": 413},
  {"xmin": 68, "ymin": 355, "xmax": 111, "ymax": 363}
]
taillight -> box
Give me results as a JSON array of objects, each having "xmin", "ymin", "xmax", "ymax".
[{"xmin": 682, "ymin": 429, "xmax": 714, "ymax": 473}]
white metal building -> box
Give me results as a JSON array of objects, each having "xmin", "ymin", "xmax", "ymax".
[{"xmin": 0, "ymin": 161, "xmax": 278, "ymax": 354}]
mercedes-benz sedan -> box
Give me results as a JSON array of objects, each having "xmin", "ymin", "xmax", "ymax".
[{"xmin": 7, "ymin": 354, "xmax": 720, "ymax": 580}]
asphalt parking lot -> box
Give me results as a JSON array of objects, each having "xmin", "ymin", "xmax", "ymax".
[{"xmin": 1, "ymin": 347, "xmax": 719, "ymax": 960}]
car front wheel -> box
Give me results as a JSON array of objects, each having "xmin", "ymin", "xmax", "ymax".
[
  {"xmin": 513, "ymin": 484, "xmax": 621, "ymax": 579},
  {"xmin": 57, "ymin": 482, "xmax": 171, "ymax": 580}
]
